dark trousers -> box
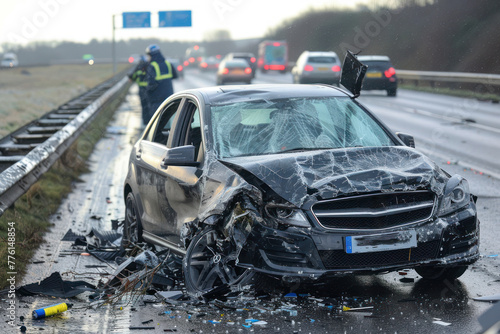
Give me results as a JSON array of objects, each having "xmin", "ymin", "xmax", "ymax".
[{"xmin": 138, "ymin": 88, "xmax": 150, "ymax": 125}]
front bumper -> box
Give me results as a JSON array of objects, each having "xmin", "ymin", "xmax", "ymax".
[{"xmin": 237, "ymin": 204, "xmax": 479, "ymax": 279}]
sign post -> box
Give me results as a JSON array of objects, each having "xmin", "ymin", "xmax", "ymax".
[{"xmin": 112, "ymin": 14, "xmax": 116, "ymax": 74}]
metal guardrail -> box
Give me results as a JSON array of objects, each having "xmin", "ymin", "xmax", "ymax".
[
  {"xmin": 396, "ymin": 69, "xmax": 500, "ymax": 88},
  {"xmin": 0, "ymin": 75, "xmax": 130, "ymax": 217}
]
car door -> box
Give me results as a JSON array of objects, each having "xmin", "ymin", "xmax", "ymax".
[
  {"xmin": 135, "ymin": 99, "xmax": 183, "ymax": 236},
  {"xmin": 156, "ymin": 98, "xmax": 205, "ymax": 249}
]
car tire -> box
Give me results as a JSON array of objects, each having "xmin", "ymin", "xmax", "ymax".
[
  {"xmin": 122, "ymin": 192, "xmax": 143, "ymax": 247},
  {"xmin": 387, "ymin": 88, "xmax": 397, "ymax": 97},
  {"xmin": 246, "ymin": 80, "xmax": 252, "ymax": 84},
  {"xmin": 415, "ymin": 265, "xmax": 468, "ymax": 280},
  {"xmin": 183, "ymin": 226, "xmax": 255, "ymax": 296}
]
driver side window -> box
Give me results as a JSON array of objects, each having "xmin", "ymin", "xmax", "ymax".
[{"xmin": 152, "ymin": 100, "xmax": 181, "ymax": 145}]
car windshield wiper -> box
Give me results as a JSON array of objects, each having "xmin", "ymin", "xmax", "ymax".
[{"xmin": 278, "ymin": 147, "xmax": 336, "ymax": 154}]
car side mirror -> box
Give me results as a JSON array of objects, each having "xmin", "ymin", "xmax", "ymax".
[
  {"xmin": 396, "ymin": 132, "xmax": 415, "ymax": 148},
  {"xmin": 161, "ymin": 145, "xmax": 199, "ymax": 167}
]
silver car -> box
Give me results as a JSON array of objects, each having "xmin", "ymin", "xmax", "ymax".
[
  {"xmin": 216, "ymin": 59, "xmax": 253, "ymax": 85},
  {"xmin": 292, "ymin": 51, "xmax": 341, "ymax": 85}
]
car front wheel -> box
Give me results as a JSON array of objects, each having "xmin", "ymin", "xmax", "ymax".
[
  {"xmin": 415, "ymin": 265, "xmax": 468, "ymax": 280},
  {"xmin": 122, "ymin": 192, "xmax": 143, "ymax": 247},
  {"xmin": 183, "ymin": 226, "xmax": 254, "ymax": 296}
]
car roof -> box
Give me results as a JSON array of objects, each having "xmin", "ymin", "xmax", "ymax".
[
  {"xmin": 228, "ymin": 52, "xmax": 254, "ymax": 57},
  {"xmin": 222, "ymin": 59, "xmax": 249, "ymax": 66},
  {"xmin": 180, "ymin": 84, "xmax": 351, "ymax": 105},
  {"xmin": 305, "ymin": 51, "xmax": 338, "ymax": 57},
  {"xmin": 357, "ymin": 55, "xmax": 391, "ymax": 62}
]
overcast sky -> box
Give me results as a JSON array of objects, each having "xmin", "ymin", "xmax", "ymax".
[{"xmin": 0, "ymin": 0, "xmax": 372, "ymax": 48}]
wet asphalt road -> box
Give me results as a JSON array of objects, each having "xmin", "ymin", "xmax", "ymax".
[{"xmin": 1, "ymin": 70, "xmax": 499, "ymax": 333}]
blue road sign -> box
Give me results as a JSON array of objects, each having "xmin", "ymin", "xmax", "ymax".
[
  {"xmin": 122, "ymin": 12, "xmax": 151, "ymax": 28},
  {"xmin": 159, "ymin": 11, "xmax": 192, "ymax": 27}
]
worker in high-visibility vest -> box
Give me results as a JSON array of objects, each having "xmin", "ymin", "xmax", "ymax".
[
  {"xmin": 144, "ymin": 44, "xmax": 178, "ymax": 123},
  {"xmin": 127, "ymin": 55, "xmax": 150, "ymax": 126}
]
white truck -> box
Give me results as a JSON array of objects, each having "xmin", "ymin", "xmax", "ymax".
[{"xmin": 1, "ymin": 53, "xmax": 19, "ymax": 68}]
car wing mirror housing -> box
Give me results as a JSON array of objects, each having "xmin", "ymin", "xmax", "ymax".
[
  {"xmin": 161, "ymin": 145, "xmax": 199, "ymax": 167},
  {"xmin": 396, "ymin": 132, "xmax": 415, "ymax": 148},
  {"xmin": 340, "ymin": 50, "xmax": 367, "ymax": 98}
]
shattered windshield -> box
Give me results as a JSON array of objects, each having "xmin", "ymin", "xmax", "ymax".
[{"xmin": 211, "ymin": 97, "xmax": 395, "ymax": 158}]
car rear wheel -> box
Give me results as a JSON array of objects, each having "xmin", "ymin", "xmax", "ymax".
[
  {"xmin": 415, "ymin": 265, "xmax": 468, "ymax": 280},
  {"xmin": 183, "ymin": 226, "xmax": 254, "ymax": 296},
  {"xmin": 122, "ymin": 192, "xmax": 143, "ymax": 247}
]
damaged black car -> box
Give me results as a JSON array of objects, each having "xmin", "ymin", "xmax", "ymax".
[{"xmin": 123, "ymin": 54, "xmax": 479, "ymax": 295}]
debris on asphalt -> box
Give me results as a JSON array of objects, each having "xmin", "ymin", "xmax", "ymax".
[
  {"xmin": 399, "ymin": 277, "xmax": 415, "ymax": 283},
  {"xmin": 32, "ymin": 302, "xmax": 73, "ymax": 319},
  {"xmin": 17, "ymin": 272, "xmax": 95, "ymax": 298},
  {"xmin": 16, "ymin": 225, "xmax": 388, "ymax": 331},
  {"xmin": 473, "ymin": 294, "xmax": 500, "ymax": 302},
  {"xmin": 432, "ymin": 318, "xmax": 451, "ymax": 326},
  {"xmin": 342, "ymin": 306, "xmax": 374, "ymax": 312},
  {"xmin": 68, "ymin": 228, "xmax": 125, "ymax": 262},
  {"xmin": 478, "ymin": 302, "xmax": 500, "ymax": 333}
]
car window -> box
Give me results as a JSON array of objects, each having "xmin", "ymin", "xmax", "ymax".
[
  {"xmin": 173, "ymin": 101, "xmax": 203, "ymax": 161},
  {"xmin": 150, "ymin": 99, "xmax": 181, "ymax": 145},
  {"xmin": 362, "ymin": 60, "xmax": 392, "ymax": 70},
  {"xmin": 211, "ymin": 97, "xmax": 395, "ymax": 158},
  {"xmin": 225, "ymin": 60, "xmax": 248, "ymax": 68},
  {"xmin": 307, "ymin": 56, "xmax": 338, "ymax": 63}
]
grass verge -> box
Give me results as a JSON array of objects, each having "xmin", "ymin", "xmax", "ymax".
[
  {"xmin": 399, "ymin": 84, "xmax": 500, "ymax": 103},
  {"xmin": 0, "ymin": 83, "xmax": 131, "ymax": 290}
]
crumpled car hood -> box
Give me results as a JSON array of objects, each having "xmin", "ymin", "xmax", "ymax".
[{"xmin": 220, "ymin": 146, "xmax": 448, "ymax": 207}]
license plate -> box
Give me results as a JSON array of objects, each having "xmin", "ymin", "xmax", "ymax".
[
  {"xmin": 318, "ymin": 67, "xmax": 329, "ymax": 71},
  {"xmin": 366, "ymin": 72, "xmax": 382, "ymax": 78},
  {"xmin": 345, "ymin": 230, "xmax": 417, "ymax": 254},
  {"xmin": 231, "ymin": 69, "xmax": 244, "ymax": 75}
]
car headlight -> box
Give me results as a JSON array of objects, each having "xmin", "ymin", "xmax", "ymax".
[
  {"xmin": 438, "ymin": 175, "xmax": 470, "ymax": 216},
  {"xmin": 265, "ymin": 204, "xmax": 311, "ymax": 228}
]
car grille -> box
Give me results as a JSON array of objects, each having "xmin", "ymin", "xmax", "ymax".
[
  {"xmin": 319, "ymin": 240, "xmax": 440, "ymax": 269},
  {"xmin": 311, "ymin": 191, "xmax": 435, "ymax": 230}
]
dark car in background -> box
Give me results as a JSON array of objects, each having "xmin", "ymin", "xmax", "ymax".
[
  {"xmin": 222, "ymin": 52, "xmax": 257, "ymax": 77},
  {"xmin": 123, "ymin": 80, "xmax": 479, "ymax": 295},
  {"xmin": 199, "ymin": 56, "xmax": 220, "ymax": 72},
  {"xmin": 292, "ymin": 51, "xmax": 342, "ymax": 85},
  {"xmin": 356, "ymin": 55, "xmax": 398, "ymax": 96},
  {"xmin": 216, "ymin": 59, "xmax": 253, "ymax": 85}
]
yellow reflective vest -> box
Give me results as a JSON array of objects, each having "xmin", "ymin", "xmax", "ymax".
[{"xmin": 150, "ymin": 60, "xmax": 173, "ymax": 80}]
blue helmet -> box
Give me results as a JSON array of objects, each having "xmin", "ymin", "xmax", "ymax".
[{"xmin": 146, "ymin": 44, "xmax": 160, "ymax": 55}]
